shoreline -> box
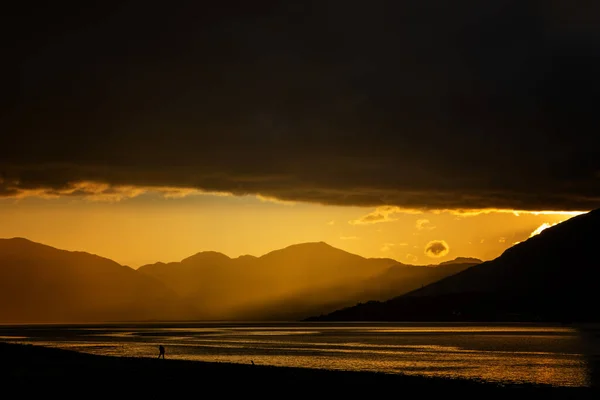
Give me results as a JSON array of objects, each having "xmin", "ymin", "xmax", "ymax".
[{"xmin": 1, "ymin": 342, "xmax": 596, "ymax": 394}]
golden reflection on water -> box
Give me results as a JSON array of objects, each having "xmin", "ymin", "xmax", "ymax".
[{"xmin": 1, "ymin": 324, "xmax": 594, "ymax": 387}]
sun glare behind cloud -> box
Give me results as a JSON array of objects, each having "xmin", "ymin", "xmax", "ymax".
[{"xmin": 529, "ymin": 222, "xmax": 559, "ymax": 238}]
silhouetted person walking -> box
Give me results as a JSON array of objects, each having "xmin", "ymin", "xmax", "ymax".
[{"xmin": 158, "ymin": 345, "xmax": 165, "ymax": 359}]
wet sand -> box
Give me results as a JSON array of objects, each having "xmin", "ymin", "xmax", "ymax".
[{"xmin": 0, "ymin": 342, "xmax": 595, "ymax": 395}]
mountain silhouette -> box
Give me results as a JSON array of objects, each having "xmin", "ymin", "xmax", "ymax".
[
  {"xmin": 139, "ymin": 242, "xmax": 480, "ymax": 320},
  {"xmin": 232, "ymin": 259, "xmax": 479, "ymax": 320},
  {"xmin": 0, "ymin": 238, "xmax": 198, "ymax": 323},
  {"xmin": 0, "ymin": 237, "xmax": 482, "ymax": 323},
  {"xmin": 438, "ymin": 257, "xmax": 482, "ymax": 265},
  {"xmin": 308, "ymin": 209, "xmax": 600, "ymax": 322}
]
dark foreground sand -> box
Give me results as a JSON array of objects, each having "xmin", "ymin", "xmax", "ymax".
[{"xmin": 0, "ymin": 342, "xmax": 596, "ymax": 396}]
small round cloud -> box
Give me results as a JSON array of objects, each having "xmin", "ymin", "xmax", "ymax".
[{"xmin": 425, "ymin": 240, "xmax": 449, "ymax": 258}]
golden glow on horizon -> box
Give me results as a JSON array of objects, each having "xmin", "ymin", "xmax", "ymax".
[
  {"xmin": 0, "ymin": 188, "xmax": 584, "ymax": 267},
  {"xmin": 349, "ymin": 206, "xmax": 587, "ymax": 225}
]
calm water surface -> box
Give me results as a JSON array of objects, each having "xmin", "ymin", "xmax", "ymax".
[{"xmin": 2, "ymin": 322, "xmax": 599, "ymax": 387}]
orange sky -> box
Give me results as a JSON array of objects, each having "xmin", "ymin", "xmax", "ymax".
[{"xmin": 0, "ymin": 191, "xmax": 583, "ymax": 267}]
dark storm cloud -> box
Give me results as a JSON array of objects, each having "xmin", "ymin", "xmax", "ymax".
[{"xmin": 2, "ymin": 0, "xmax": 599, "ymax": 210}]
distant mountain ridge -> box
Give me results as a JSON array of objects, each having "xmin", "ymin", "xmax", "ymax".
[
  {"xmin": 439, "ymin": 257, "xmax": 482, "ymax": 265},
  {"xmin": 138, "ymin": 241, "xmax": 480, "ymax": 320},
  {"xmin": 308, "ymin": 208, "xmax": 600, "ymax": 322},
  {"xmin": 0, "ymin": 238, "xmax": 199, "ymax": 323},
  {"xmin": 0, "ymin": 237, "xmax": 482, "ymax": 323},
  {"xmin": 232, "ymin": 259, "xmax": 478, "ymax": 320}
]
